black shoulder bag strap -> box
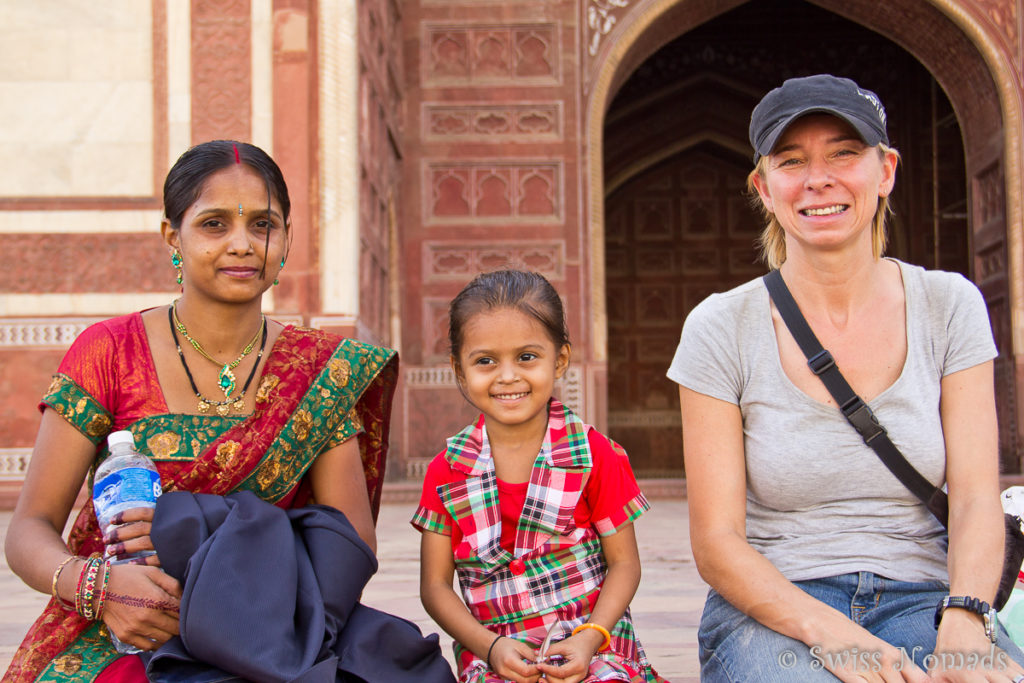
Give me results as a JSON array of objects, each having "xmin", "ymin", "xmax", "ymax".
[{"xmin": 762, "ymin": 269, "xmax": 951, "ymax": 526}]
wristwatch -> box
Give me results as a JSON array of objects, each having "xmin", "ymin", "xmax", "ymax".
[{"xmin": 934, "ymin": 595, "xmax": 998, "ymax": 643}]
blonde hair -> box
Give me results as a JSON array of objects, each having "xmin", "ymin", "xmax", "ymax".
[{"xmin": 747, "ymin": 143, "xmax": 901, "ymax": 270}]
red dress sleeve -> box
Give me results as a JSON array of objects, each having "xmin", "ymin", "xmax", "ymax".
[
  {"xmin": 39, "ymin": 313, "xmax": 167, "ymax": 441},
  {"xmin": 582, "ymin": 428, "xmax": 650, "ymax": 536},
  {"xmin": 410, "ymin": 453, "xmax": 456, "ymax": 536}
]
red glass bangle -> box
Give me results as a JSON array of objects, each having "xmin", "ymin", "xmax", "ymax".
[
  {"xmin": 73, "ymin": 557, "xmax": 91, "ymax": 617},
  {"xmin": 77, "ymin": 556, "xmax": 102, "ymax": 620}
]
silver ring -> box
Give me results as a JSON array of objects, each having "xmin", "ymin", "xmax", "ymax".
[{"xmin": 1013, "ymin": 675, "xmax": 1024, "ymax": 683}]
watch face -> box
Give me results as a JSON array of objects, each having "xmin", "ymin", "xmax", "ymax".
[{"xmin": 984, "ymin": 610, "xmax": 998, "ymax": 643}]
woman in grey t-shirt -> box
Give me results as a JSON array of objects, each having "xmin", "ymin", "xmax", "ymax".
[{"xmin": 668, "ymin": 75, "xmax": 1024, "ymax": 682}]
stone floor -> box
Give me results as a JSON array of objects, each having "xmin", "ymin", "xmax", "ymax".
[{"xmin": 0, "ymin": 498, "xmax": 705, "ymax": 681}]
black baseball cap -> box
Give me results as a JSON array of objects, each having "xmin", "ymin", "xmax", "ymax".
[{"xmin": 749, "ymin": 74, "xmax": 889, "ymax": 163}]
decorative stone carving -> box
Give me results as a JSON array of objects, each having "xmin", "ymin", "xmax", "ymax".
[
  {"xmin": 634, "ymin": 199, "xmax": 672, "ymax": 240},
  {"xmin": 728, "ymin": 247, "xmax": 763, "ymax": 274},
  {"xmin": 558, "ymin": 366, "xmax": 584, "ymax": 417},
  {"xmin": 405, "ymin": 458, "xmax": 431, "ymax": 479},
  {"xmin": 192, "ymin": 0, "xmax": 250, "ymax": 142},
  {"xmin": 425, "ymin": 24, "xmax": 557, "ymax": 84},
  {"xmin": 424, "ymin": 104, "xmax": 560, "ymax": 139},
  {"xmin": 636, "ymin": 285, "xmax": 675, "ymax": 327},
  {"xmin": 515, "ymin": 30, "xmax": 554, "ymax": 76},
  {"xmin": 977, "ymin": 244, "xmax": 1007, "ymax": 283},
  {"xmin": 972, "ymin": 0, "xmax": 1019, "ymax": 56},
  {"xmin": 0, "ymin": 450, "xmax": 30, "ymax": 479},
  {"xmin": 425, "ymin": 163, "xmax": 562, "ymax": 222},
  {"xmin": 0, "ymin": 321, "xmax": 93, "ymax": 348},
  {"xmin": 634, "ymin": 247, "xmax": 673, "ymax": 275},
  {"xmin": 976, "ymin": 163, "xmax": 1005, "ymax": 226},
  {"xmin": 430, "ymin": 30, "xmax": 470, "ymax": 77},
  {"xmin": 405, "ymin": 367, "xmax": 457, "ymax": 386},
  {"xmin": 476, "ymin": 31, "xmax": 510, "ymax": 76},
  {"xmin": 586, "ymin": 0, "xmax": 630, "ymax": 57},
  {"xmin": 423, "ymin": 241, "xmax": 565, "ymax": 280},
  {"xmin": 680, "ymin": 249, "xmax": 718, "ymax": 272},
  {"xmin": 422, "ymin": 298, "xmax": 454, "ymax": 362}
]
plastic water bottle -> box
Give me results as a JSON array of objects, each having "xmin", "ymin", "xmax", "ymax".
[{"xmin": 93, "ymin": 430, "xmax": 162, "ymax": 653}]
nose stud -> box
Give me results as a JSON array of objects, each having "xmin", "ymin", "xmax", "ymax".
[{"xmin": 238, "ymin": 204, "xmax": 243, "ymax": 216}]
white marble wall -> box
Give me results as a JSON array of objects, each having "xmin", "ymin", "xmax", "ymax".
[{"xmin": 0, "ymin": 1, "xmax": 154, "ymax": 197}]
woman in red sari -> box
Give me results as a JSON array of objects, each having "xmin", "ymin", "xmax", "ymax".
[{"xmin": 3, "ymin": 141, "xmax": 399, "ymax": 683}]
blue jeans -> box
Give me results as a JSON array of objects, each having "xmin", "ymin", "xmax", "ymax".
[{"xmin": 699, "ymin": 572, "xmax": 1024, "ymax": 682}]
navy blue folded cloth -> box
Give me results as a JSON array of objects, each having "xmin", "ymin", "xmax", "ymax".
[{"xmin": 143, "ymin": 490, "xmax": 455, "ymax": 683}]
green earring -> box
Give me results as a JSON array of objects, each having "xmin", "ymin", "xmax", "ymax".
[
  {"xmin": 274, "ymin": 257, "xmax": 284, "ymax": 286},
  {"xmin": 171, "ymin": 250, "xmax": 183, "ymax": 285}
]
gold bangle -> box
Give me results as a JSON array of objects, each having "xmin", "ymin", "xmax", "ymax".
[
  {"xmin": 571, "ymin": 622, "xmax": 612, "ymax": 652},
  {"xmin": 50, "ymin": 555, "xmax": 79, "ymax": 608}
]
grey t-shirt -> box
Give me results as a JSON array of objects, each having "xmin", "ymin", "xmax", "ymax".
[{"xmin": 667, "ymin": 260, "xmax": 997, "ymax": 582}]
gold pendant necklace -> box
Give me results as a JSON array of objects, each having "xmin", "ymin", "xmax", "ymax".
[
  {"xmin": 168, "ymin": 305, "xmax": 268, "ymax": 415},
  {"xmin": 171, "ymin": 301, "xmax": 264, "ymax": 399}
]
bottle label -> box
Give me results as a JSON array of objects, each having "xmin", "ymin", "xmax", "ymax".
[{"xmin": 93, "ymin": 468, "xmax": 162, "ymax": 525}]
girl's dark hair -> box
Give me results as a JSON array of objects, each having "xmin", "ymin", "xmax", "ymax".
[
  {"xmin": 163, "ymin": 141, "xmax": 291, "ymax": 278},
  {"xmin": 449, "ymin": 270, "xmax": 570, "ymax": 361}
]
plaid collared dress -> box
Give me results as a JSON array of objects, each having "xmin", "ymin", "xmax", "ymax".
[{"xmin": 411, "ymin": 399, "xmax": 667, "ymax": 683}]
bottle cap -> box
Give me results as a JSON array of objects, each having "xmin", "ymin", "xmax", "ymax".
[{"xmin": 107, "ymin": 430, "xmax": 135, "ymax": 448}]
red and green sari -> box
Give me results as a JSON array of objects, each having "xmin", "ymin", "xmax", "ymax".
[{"xmin": 2, "ymin": 312, "xmax": 398, "ymax": 683}]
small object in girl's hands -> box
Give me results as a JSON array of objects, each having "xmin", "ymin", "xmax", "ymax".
[{"xmin": 535, "ymin": 620, "xmax": 562, "ymax": 664}]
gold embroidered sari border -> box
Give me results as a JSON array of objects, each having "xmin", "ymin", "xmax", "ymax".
[
  {"xmin": 41, "ymin": 374, "xmax": 114, "ymax": 446},
  {"xmin": 235, "ymin": 339, "xmax": 397, "ymax": 502}
]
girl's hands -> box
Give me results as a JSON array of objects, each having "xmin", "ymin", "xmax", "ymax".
[
  {"xmin": 488, "ymin": 636, "xmax": 541, "ymax": 683},
  {"xmin": 534, "ymin": 628, "xmax": 604, "ymax": 683},
  {"xmin": 103, "ymin": 507, "xmax": 160, "ymax": 567},
  {"xmin": 100, "ymin": 563, "xmax": 182, "ymax": 652}
]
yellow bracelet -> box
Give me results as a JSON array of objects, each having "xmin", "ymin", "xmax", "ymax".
[
  {"xmin": 571, "ymin": 623, "xmax": 611, "ymax": 652},
  {"xmin": 50, "ymin": 555, "xmax": 80, "ymax": 609}
]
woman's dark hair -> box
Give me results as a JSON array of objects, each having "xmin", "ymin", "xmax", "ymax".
[
  {"xmin": 448, "ymin": 269, "xmax": 570, "ymax": 363},
  {"xmin": 163, "ymin": 140, "xmax": 290, "ymax": 277}
]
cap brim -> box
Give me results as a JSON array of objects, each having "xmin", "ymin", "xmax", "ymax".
[{"xmin": 754, "ymin": 107, "xmax": 885, "ymax": 162}]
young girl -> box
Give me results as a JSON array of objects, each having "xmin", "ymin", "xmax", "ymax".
[{"xmin": 412, "ymin": 270, "xmax": 667, "ymax": 683}]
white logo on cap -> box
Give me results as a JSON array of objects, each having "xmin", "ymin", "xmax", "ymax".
[{"xmin": 856, "ymin": 88, "xmax": 887, "ymax": 126}]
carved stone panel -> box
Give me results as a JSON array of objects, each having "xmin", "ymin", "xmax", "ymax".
[
  {"xmin": 424, "ymin": 24, "xmax": 558, "ymax": 85},
  {"xmin": 424, "ymin": 162, "xmax": 562, "ymax": 224},
  {"xmin": 0, "ymin": 320, "xmax": 95, "ymax": 348},
  {"xmin": 422, "ymin": 297, "xmax": 454, "ymax": 363},
  {"xmin": 191, "ymin": 0, "xmax": 250, "ymax": 143},
  {"xmin": 424, "ymin": 103, "xmax": 561, "ymax": 140},
  {"xmin": 423, "ymin": 241, "xmax": 565, "ymax": 281}
]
